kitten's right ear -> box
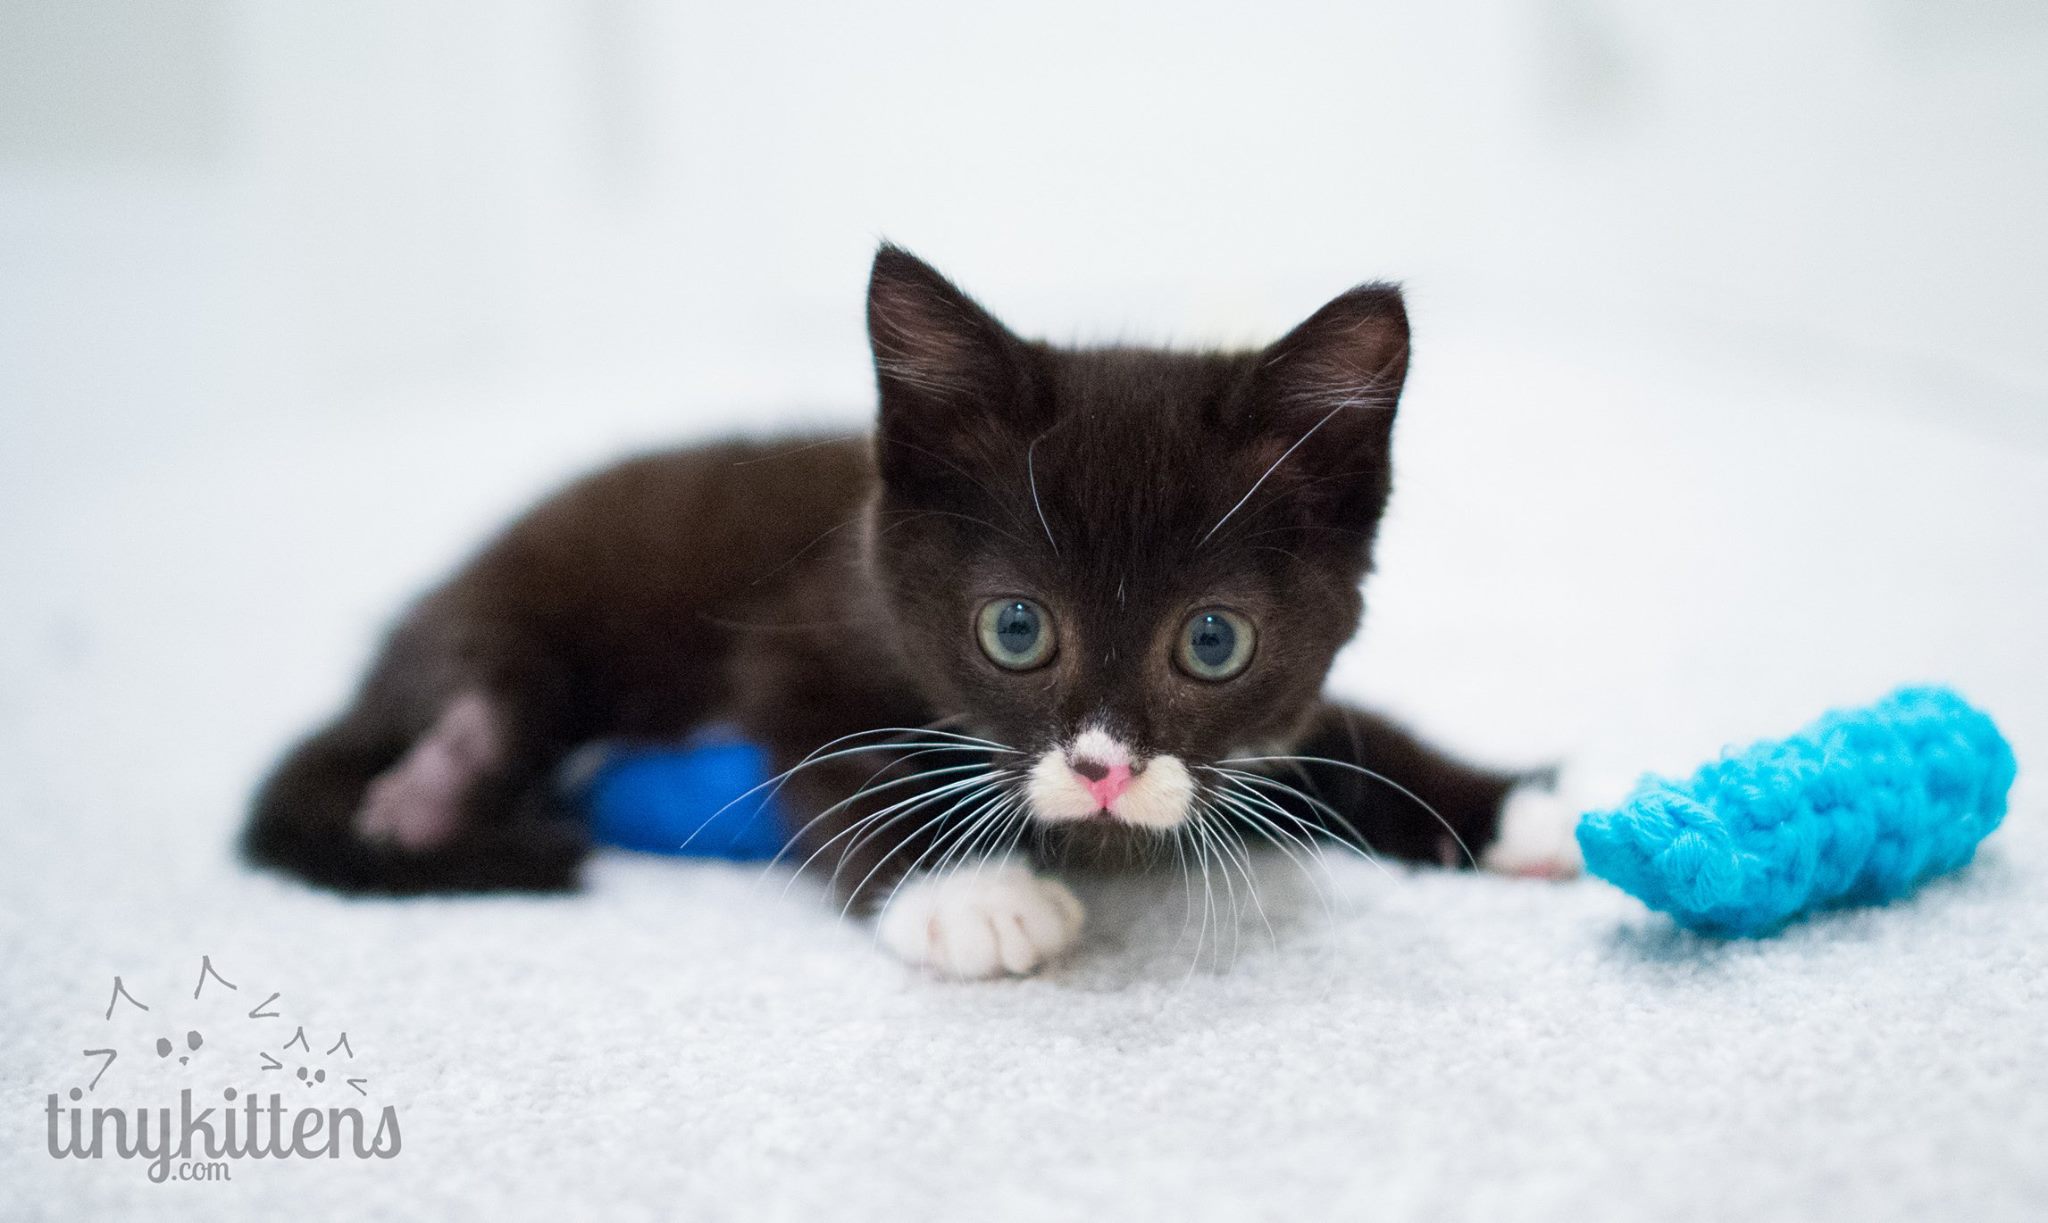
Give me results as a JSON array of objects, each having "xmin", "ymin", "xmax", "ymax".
[{"xmin": 867, "ymin": 245, "xmax": 1030, "ymax": 495}]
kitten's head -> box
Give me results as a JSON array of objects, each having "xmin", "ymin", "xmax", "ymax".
[{"xmin": 865, "ymin": 245, "xmax": 1407, "ymax": 850}]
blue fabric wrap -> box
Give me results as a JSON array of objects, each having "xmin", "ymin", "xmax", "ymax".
[
  {"xmin": 1576, "ymin": 686, "xmax": 2016, "ymax": 936},
  {"xmin": 582, "ymin": 738, "xmax": 784, "ymax": 860}
]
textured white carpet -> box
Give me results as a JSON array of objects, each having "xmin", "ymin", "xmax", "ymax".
[{"xmin": 3, "ymin": 317, "xmax": 2044, "ymax": 1220}]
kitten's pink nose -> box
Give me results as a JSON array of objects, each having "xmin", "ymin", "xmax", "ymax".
[{"xmin": 1070, "ymin": 757, "xmax": 1133, "ymax": 808}]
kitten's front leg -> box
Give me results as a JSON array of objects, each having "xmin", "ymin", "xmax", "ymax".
[
  {"xmin": 1266, "ymin": 702, "xmax": 1583, "ymax": 878},
  {"xmin": 770, "ymin": 745, "xmax": 1083, "ymax": 978},
  {"xmin": 874, "ymin": 862, "xmax": 1084, "ymax": 979}
]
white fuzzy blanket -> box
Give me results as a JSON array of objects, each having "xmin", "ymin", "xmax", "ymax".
[{"xmin": 3, "ymin": 323, "xmax": 2043, "ymax": 1220}]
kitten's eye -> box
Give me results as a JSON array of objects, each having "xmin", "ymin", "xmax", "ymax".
[
  {"xmin": 1177, "ymin": 608, "xmax": 1256, "ymax": 681},
  {"xmin": 976, "ymin": 598, "xmax": 1055, "ymax": 670}
]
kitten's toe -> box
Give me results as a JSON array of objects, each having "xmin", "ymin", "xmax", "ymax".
[
  {"xmin": 1483, "ymin": 766, "xmax": 1611, "ymax": 880},
  {"xmin": 876, "ymin": 863, "xmax": 1084, "ymax": 979}
]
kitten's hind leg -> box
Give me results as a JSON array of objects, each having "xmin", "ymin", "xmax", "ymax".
[
  {"xmin": 355, "ymin": 691, "xmax": 501, "ymax": 851},
  {"xmin": 244, "ymin": 688, "xmax": 587, "ymax": 894},
  {"xmin": 1484, "ymin": 772, "xmax": 1591, "ymax": 879}
]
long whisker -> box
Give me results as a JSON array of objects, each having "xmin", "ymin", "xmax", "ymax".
[
  {"xmin": 1203, "ymin": 798, "xmax": 1277, "ymax": 951},
  {"xmin": 735, "ymin": 742, "xmax": 969, "ymax": 857},
  {"xmin": 862, "ymin": 789, "xmax": 1020, "ymax": 929},
  {"xmin": 1204, "ymin": 807, "xmax": 1246, "ymax": 966},
  {"xmin": 1191, "ymin": 807, "xmax": 1242, "ymax": 965},
  {"xmin": 1206, "ymin": 781, "xmax": 1332, "ymax": 877},
  {"xmin": 810, "ymin": 771, "xmax": 1017, "ymax": 901},
  {"xmin": 742, "ymin": 513, "xmax": 863, "ymax": 589},
  {"xmin": 1172, "ymin": 825, "xmax": 1198, "ymax": 950},
  {"xmin": 1178, "ymin": 816, "xmax": 1218, "ymax": 987},
  {"xmin": 793, "ymin": 769, "xmax": 1014, "ymax": 896},
  {"xmin": 859, "ymin": 790, "xmax": 1026, "ymax": 952},
  {"xmin": 735, "ymin": 725, "xmax": 1015, "ymax": 862},
  {"xmin": 830, "ymin": 786, "xmax": 1015, "ymax": 922},
  {"xmin": 922, "ymin": 786, "xmax": 1018, "ymax": 884},
  {"xmin": 1216, "ymin": 755, "xmax": 1477, "ymax": 869},
  {"xmin": 1203, "ymin": 768, "xmax": 1398, "ymax": 884},
  {"xmin": 979, "ymin": 794, "xmax": 1036, "ymax": 878},
  {"xmin": 876, "ymin": 506, "xmax": 1032, "ymax": 550},
  {"xmin": 1026, "ymin": 434, "xmax": 1060, "ymax": 556},
  {"xmin": 837, "ymin": 775, "xmax": 1024, "ymax": 918},
  {"xmin": 697, "ymin": 738, "xmax": 982, "ymax": 858},
  {"xmin": 1215, "ymin": 769, "xmax": 1397, "ymax": 878},
  {"xmin": 1203, "ymin": 785, "xmax": 1337, "ymax": 919},
  {"xmin": 751, "ymin": 756, "xmax": 997, "ymax": 877},
  {"xmin": 949, "ymin": 798, "xmax": 1029, "ymax": 888},
  {"xmin": 756, "ymin": 723, "xmax": 1013, "ymax": 798},
  {"xmin": 1195, "ymin": 372, "xmax": 1399, "ymax": 550},
  {"xmin": 872, "ymin": 432, "xmax": 1030, "ymax": 531}
]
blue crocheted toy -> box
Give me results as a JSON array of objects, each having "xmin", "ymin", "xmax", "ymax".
[{"xmin": 1576, "ymin": 686, "xmax": 2016, "ymax": 936}]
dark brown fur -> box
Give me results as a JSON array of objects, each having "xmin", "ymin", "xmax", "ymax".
[{"xmin": 244, "ymin": 246, "xmax": 1521, "ymax": 903}]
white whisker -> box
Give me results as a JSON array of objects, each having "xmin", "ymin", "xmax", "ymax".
[
  {"xmin": 1026, "ymin": 433, "xmax": 1060, "ymax": 555},
  {"xmin": 838, "ymin": 775, "xmax": 1024, "ymax": 918},
  {"xmin": 1179, "ymin": 817, "xmax": 1219, "ymax": 988},
  {"xmin": 791, "ymin": 770, "xmax": 1015, "ymax": 899},
  {"xmin": 1194, "ymin": 369, "xmax": 1401, "ymax": 550},
  {"xmin": 1204, "ymin": 799, "xmax": 1277, "ymax": 951},
  {"xmin": 1204, "ymin": 767, "xmax": 1399, "ymax": 884},
  {"xmin": 735, "ymin": 724, "xmax": 1015, "ymax": 867},
  {"xmin": 1203, "ymin": 784, "xmax": 1338, "ymax": 918},
  {"xmin": 756, "ymin": 759, "xmax": 999, "ymax": 884},
  {"xmin": 1192, "ymin": 808, "xmax": 1242, "ymax": 965},
  {"xmin": 1217, "ymin": 755, "xmax": 1477, "ymax": 868},
  {"xmin": 825, "ymin": 771, "xmax": 1019, "ymax": 894}
]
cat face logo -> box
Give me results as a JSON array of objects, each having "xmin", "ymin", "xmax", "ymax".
[
  {"xmin": 80, "ymin": 956, "xmax": 371, "ymax": 1098},
  {"xmin": 258, "ymin": 1028, "xmax": 361, "ymax": 1093},
  {"xmin": 47, "ymin": 954, "xmax": 404, "ymax": 1182},
  {"xmin": 154, "ymin": 1030, "xmax": 203, "ymax": 1066}
]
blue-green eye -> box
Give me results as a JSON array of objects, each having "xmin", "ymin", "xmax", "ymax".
[
  {"xmin": 1177, "ymin": 608, "xmax": 1256, "ymax": 681},
  {"xmin": 977, "ymin": 598, "xmax": 1055, "ymax": 670}
]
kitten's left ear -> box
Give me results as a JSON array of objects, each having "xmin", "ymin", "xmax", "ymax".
[
  {"xmin": 1238, "ymin": 282, "xmax": 1410, "ymax": 530},
  {"xmin": 1252, "ymin": 281, "xmax": 1409, "ymax": 432}
]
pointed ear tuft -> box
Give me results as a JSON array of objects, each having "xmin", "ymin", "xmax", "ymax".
[
  {"xmin": 1235, "ymin": 282, "xmax": 1411, "ymax": 540},
  {"xmin": 1256, "ymin": 281, "xmax": 1409, "ymax": 414},
  {"xmin": 867, "ymin": 244, "xmax": 1020, "ymax": 407},
  {"xmin": 866, "ymin": 244, "xmax": 1030, "ymax": 500}
]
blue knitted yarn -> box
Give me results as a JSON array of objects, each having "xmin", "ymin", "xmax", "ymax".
[
  {"xmin": 1576, "ymin": 686, "xmax": 2016, "ymax": 936},
  {"xmin": 583, "ymin": 737, "xmax": 784, "ymax": 860}
]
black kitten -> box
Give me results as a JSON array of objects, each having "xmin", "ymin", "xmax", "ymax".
[{"xmin": 245, "ymin": 245, "xmax": 1575, "ymax": 976}]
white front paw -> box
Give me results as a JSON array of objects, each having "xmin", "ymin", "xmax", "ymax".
[
  {"xmin": 1483, "ymin": 768, "xmax": 1603, "ymax": 880},
  {"xmin": 875, "ymin": 863, "xmax": 1084, "ymax": 979}
]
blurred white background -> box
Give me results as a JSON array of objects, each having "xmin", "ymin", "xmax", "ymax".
[{"xmin": 5, "ymin": 0, "xmax": 2045, "ymax": 459}]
